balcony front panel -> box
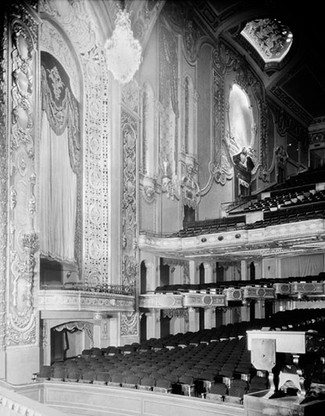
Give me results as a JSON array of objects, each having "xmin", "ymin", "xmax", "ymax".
[
  {"xmin": 183, "ymin": 293, "xmax": 226, "ymax": 308},
  {"xmin": 138, "ymin": 218, "xmax": 325, "ymax": 261},
  {"xmin": 139, "ymin": 294, "xmax": 183, "ymax": 309},
  {"xmin": 38, "ymin": 290, "xmax": 135, "ymax": 313}
]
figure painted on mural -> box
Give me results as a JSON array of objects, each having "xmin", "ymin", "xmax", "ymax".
[{"xmin": 232, "ymin": 147, "xmax": 255, "ymax": 197}]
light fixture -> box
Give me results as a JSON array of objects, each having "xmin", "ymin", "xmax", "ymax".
[{"xmin": 105, "ymin": 5, "xmax": 142, "ymax": 84}]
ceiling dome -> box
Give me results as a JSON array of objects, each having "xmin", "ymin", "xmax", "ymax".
[{"xmin": 241, "ymin": 18, "xmax": 293, "ymax": 63}]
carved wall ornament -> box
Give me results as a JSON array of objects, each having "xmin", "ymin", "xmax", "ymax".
[
  {"xmin": 22, "ymin": 232, "xmax": 39, "ymax": 253},
  {"xmin": 162, "ymin": 308, "xmax": 188, "ymax": 319},
  {"xmin": 122, "ymin": 80, "xmax": 140, "ymax": 115},
  {"xmin": 141, "ymin": 175, "xmax": 158, "ymax": 204},
  {"xmin": 180, "ymin": 163, "xmax": 200, "ymax": 208},
  {"xmin": 275, "ymin": 145, "xmax": 289, "ymax": 169},
  {"xmin": 120, "ymin": 311, "xmax": 139, "ymax": 336}
]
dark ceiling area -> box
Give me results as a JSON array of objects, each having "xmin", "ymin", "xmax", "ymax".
[{"xmin": 189, "ymin": 0, "xmax": 325, "ymax": 122}]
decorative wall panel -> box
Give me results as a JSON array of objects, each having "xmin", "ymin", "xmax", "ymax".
[
  {"xmin": 7, "ymin": 3, "xmax": 40, "ymax": 346},
  {"xmin": 120, "ymin": 82, "xmax": 140, "ymax": 337},
  {"xmin": 0, "ymin": 11, "xmax": 8, "ymax": 350}
]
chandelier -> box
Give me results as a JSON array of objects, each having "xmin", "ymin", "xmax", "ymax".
[{"xmin": 105, "ymin": 7, "xmax": 142, "ymax": 84}]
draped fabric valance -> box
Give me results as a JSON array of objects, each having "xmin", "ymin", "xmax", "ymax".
[
  {"xmin": 54, "ymin": 321, "xmax": 91, "ymax": 333},
  {"xmin": 41, "ymin": 51, "xmax": 81, "ymax": 174},
  {"xmin": 53, "ymin": 321, "xmax": 94, "ymax": 348}
]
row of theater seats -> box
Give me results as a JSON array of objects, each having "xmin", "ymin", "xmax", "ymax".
[
  {"xmin": 173, "ymin": 199, "xmax": 325, "ymax": 238},
  {"xmin": 268, "ymin": 166, "xmax": 325, "ymax": 192},
  {"xmin": 175, "ymin": 216, "xmax": 246, "ymax": 238},
  {"xmin": 246, "ymin": 203, "xmax": 325, "ymax": 229},
  {"xmin": 38, "ymin": 308, "xmax": 325, "ymax": 404},
  {"xmin": 154, "ymin": 272, "xmax": 325, "ymax": 294},
  {"xmin": 243, "ymin": 188, "xmax": 325, "ymax": 213}
]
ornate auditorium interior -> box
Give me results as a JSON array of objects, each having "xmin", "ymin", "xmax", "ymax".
[{"xmin": 2, "ymin": 0, "xmax": 325, "ymax": 415}]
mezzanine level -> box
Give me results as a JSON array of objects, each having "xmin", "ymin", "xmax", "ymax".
[{"xmin": 139, "ymin": 274, "xmax": 325, "ymax": 310}]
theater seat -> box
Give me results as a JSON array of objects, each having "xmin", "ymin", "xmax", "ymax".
[
  {"xmin": 177, "ymin": 374, "xmax": 195, "ymax": 396},
  {"xmin": 80, "ymin": 370, "xmax": 95, "ymax": 383},
  {"xmin": 94, "ymin": 372, "xmax": 111, "ymax": 385},
  {"xmin": 153, "ymin": 378, "xmax": 172, "ymax": 393},
  {"xmin": 138, "ymin": 376, "xmax": 156, "ymax": 391},
  {"xmin": 122, "ymin": 374, "xmax": 140, "ymax": 389},
  {"xmin": 37, "ymin": 365, "xmax": 51, "ymax": 381},
  {"xmin": 51, "ymin": 366, "xmax": 66, "ymax": 382},
  {"xmin": 65, "ymin": 367, "xmax": 80, "ymax": 382},
  {"xmin": 108, "ymin": 373, "xmax": 124, "ymax": 387},
  {"xmin": 227, "ymin": 379, "xmax": 248, "ymax": 404},
  {"xmin": 206, "ymin": 382, "xmax": 228, "ymax": 402}
]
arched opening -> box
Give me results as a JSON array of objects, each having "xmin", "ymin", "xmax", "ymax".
[{"xmin": 50, "ymin": 321, "xmax": 93, "ymax": 364}]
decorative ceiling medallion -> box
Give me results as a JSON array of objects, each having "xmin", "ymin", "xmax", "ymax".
[{"xmin": 241, "ymin": 18, "xmax": 293, "ymax": 63}]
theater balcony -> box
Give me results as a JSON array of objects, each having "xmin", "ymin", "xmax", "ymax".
[
  {"xmin": 38, "ymin": 283, "xmax": 135, "ymax": 314},
  {"xmin": 138, "ymin": 210, "xmax": 325, "ymax": 263}
]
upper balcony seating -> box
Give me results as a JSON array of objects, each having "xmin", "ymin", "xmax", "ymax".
[
  {"xmin": 169, "ymin": 167, "xmax": 325, "ymax": 239},
  {"xmin": 241, "ymin": 189, "xmax": 325, "ymax": 215},
  {"xmin": 176, "ymin": 215, "xmax": 247, "ymax": 238},
  {"xmin": 268, "ymin": 166, "xmax": 325, "ymax": 193}
]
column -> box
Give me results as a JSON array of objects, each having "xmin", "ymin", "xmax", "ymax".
[
  {"xmin": 241, "ymin": 260, "xmax": 248, "ymax": 281},
  {"xmin": 93, "ymin": 316, "xmax": 102, "ymax": 347},
  {"xmin": 223, "ymin": 308, "xmax": 233, "ymax": 325},
  {"xmin": 188, "ymin": 308, "xmax": 199, "ymax": 332},
  {"xmin": 42, "ymin": 320, "xmax": 51, "ymax": 366},
  {"xmin": 241, "ymin": 260, "xmax": 250, "ymax": 322},
  {"xmin": 204, "ymin": 262, "xmax": 214, "ymax": 329},
  {"xmin": 189, "ymin": 260, "xmax": 198, "ymax": 284},
  {"xmin": 255, "ymin": 300, "xmax": 265, "ymax": 319},
  {"xmin": 146, "ymin": 310, "xmax": 160, "ymax": 340}
]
